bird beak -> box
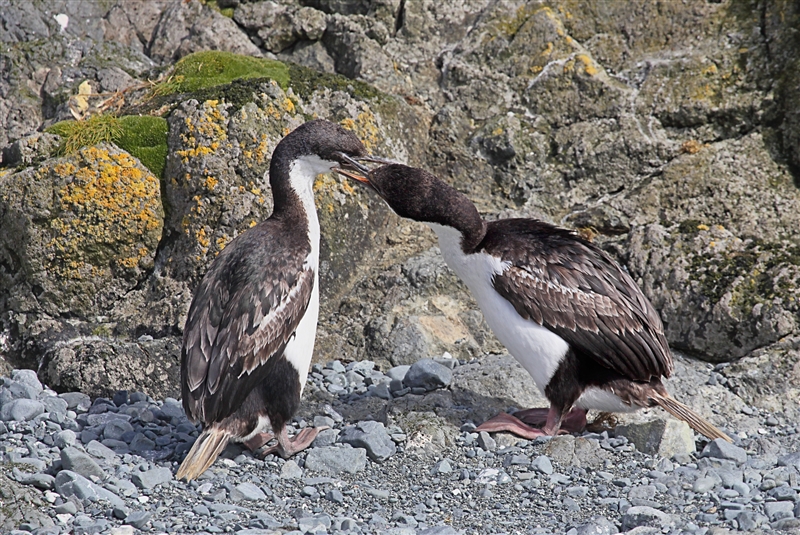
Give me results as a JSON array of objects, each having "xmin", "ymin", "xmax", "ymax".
[{"xmin": 334, "ymin": 167, "xmax": 371, "ymax": 186}]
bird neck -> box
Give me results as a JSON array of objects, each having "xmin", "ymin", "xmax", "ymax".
[
  {"xmin": 427, "ymin": 215, "xmax": 486, "ymax": 257},
  {"xmin": 268, "ymin": 157, "xmax": 322, "ymax": 255}
]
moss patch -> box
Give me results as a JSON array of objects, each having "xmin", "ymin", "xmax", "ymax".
[
  {"xmin": 154, "ymin": 51, "xmax": 290, "ymax": 95},
  {"xmin": 115, "ymin": 116, "xmax": 169, "ymax": 179},
  {"xmin": 287, "ymin": 62, "xmax": 385, "ymax": 102},
  {"xmin": 47, "ymin": 116, "xmax": 168, "ymax": 178}
]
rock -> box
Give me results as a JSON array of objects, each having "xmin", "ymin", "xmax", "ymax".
[
  {"xmin": 387, "ymin": 365, "xmax": 411, "ymax": 382},
  {"xmin": 304, "ymin": 446, "xmax": 367, "ymax": 474},
  {"xmin": 13, "ymin": 469, "xmax": 55, "ymax": 490},
  {"xmin": 614, "ymin": 418, "xmax": 695, "ymax": 457},
  {"xmin": 59, "ymin": 393, "xmax": 91, "ymax": 412},
  {"xmin": 311, "ymin": 428, "xmax": 339, "ymax": 448},
  {"xmin": 701, "ymin": 438, "xmax": 748, "ymax": 464},
  {"xmin": 279, "ymin": 460, "xmax": 303, "ymax": 479},
  {"xmin": 531, "ymin": 455, "xmax": 554, "ymax": 475},
  {"xmin": 0, "ymin": 399, "xmax": 44, "ymax": 421},
  {"xmin": 777, "ymin": 451, "xmax": 800, "ymax": 471},
  {"xmin": 131, "ymin": 467, "xmax": 172, "ymax": 489},
  {"xmin": 10, "ymin": 369, "xmax": 42, "ymax": 392},
  {"xmin": 403, "ymin": 358, "xmax": 453, "ymax": 391},
  {"xmin": 60, "ymin": 447, "xmax": 105, "ymax": 480},
  {"xmin": 477, "ymin": 431, "xmax": 496, "ymax": 452},
  {"xmin": 230, "ymin": 482, "xmax": 266, "ymax": 501},
  {"xmin": 103, "ymin": 419, "xmax": 134, "ymax": 441},
  {"xmin": 85, "ymin": 440, "xmax": 117, "ymax": 462},
  {"xmin": 338, "ymin": 421, "xmax": 397, "ymax": 462},
  {"xmin": 124, "ymin": 511, "xmax": 151, "ymax": 530},
  {"xmin": 764, "ymin": 501, "xmax": 795, "ymax": 521},
  {"xmin": 620, "ymin": 506, "xmax": 671, "ymax": 531},
  {"xmin": 54, "ymin": 470, "xmax": 125, "ymax": 509},
  {"xmin": 574, "ymin": 516, "xmax": 619, "ymax": 535},
  {"xmin": 297, "ymin": 514, "xmax": 332, "ymax": 533}
]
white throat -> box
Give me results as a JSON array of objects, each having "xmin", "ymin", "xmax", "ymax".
[{"xmin": 288, "ymin": 155, "xmax": 335, "ymax": 271}]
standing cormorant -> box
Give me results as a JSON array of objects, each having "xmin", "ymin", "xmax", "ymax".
[{"xmin": 177, "ymin": 120, "xmax": 368, "ymax": 480}]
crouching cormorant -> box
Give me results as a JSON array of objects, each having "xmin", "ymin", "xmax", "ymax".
[
  {"xmin": 176, "ymin": 120, "xmax": 368, "ymax": 481},
  {"xmin": 335, "ymin": 161, "xmax": 730, "ymax": 443}
]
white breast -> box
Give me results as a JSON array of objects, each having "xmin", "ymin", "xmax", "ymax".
[{"xmin": 428, "ymin": 223, "xmax": 570, "ymax": 394}]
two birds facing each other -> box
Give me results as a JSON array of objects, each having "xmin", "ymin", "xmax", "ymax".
[{"xmin": 176, "ymin": 119, "xmax": 731, "ymax": 481}]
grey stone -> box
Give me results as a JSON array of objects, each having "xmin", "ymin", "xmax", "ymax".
[
  {"xmin": 129, "ymin": 433, "xmax": 156, "ymax": 452},
  {"xmin": 280, "ymin": 460, "xmax": 303, "ymax": 479},
  {"xmin": 131, "ymin": 467, "xmax": 172, "ymax": 489},
  {"xmin": 387, "ymin": 365, "xmax": 411, "ymax": 382},
  {"xmin": 54, "ymin": 470, "xmax": 125, "ymax": 509},
  {"xmin": 338, "ymin": 420, "xmax": 397, "ymax": 462},
  {"xmin": 124, "ymin": 511, "xmax": 151, "ymax": 529},
  {"xmin": 1, "ymin": 399, "xmax": 45, "ymax": 421},
  {"xmin": 326, "ymin": 489, "xmax": 344, "ymax": 503},
  {"xmin": 304, "ymin": 446, "xmax": 367, "ymax": 475},
  {"xmin": 403, "ymin": 359, "xmax": 453, "ymax": 391},
  {"xmin": 531, "ymin": 455, "xmax": 553, "ymax": 475},
  {"xmin": 477, "ymin": 431, "xmax": 496, "ymax": 451},
  {"xmin": 55, "ymin": 430, "xmax": 77, "ymax": 449},
  {"xmin": 432, "ymin": 459, "xmax": 453, "ymax": 474},
  {"xmin": 574, "ymin": 516, "xmax": 619, "ymax": 535},
  {"xmin": 693, "ymin": 476, "xmax": 719, "ymax": 493},
  {"xmin": 41, "ymin": 396, "xmax": 69, "ymax": 418},
  {"xmin": 311, "ymin": 428, "xmax": 339, "ymax": 448},
  {"xmin": 764, "ymin": 501, "xmax": 795, "ymax": 521},
  {"xmin": 54, "ymin": 501, "xmax": 77, "ymax": 515},
  {"xmin": 85, "ymin": 440, "xmax": 117, "ymax": 462},
  {"xmin": 59, "ymin": 393, "xmax": 91, "ymax": 412},
  {"xmin": 701, "ymin": 438, "xmax": 748, "ymax": 464},
  {"xmin": 620, "ymin": 506, "xmax": 670, "ymax": 531},
  {"xmin": 298, "ymin": 513, "xmax": 332, "ymax": 533},
  {"xmin": 418, "ymin": 527, "xmax": 459, "ymax": 535},
  {"xmin": 103, "ymin": 419, "xmax": 134, "ymax": 441},
  {"xmin": 614, "ymin": 418, "xmax": 695, "ymax": 457},
  {"xmin": 230, "ymin": 482, "xmax": 266, "ymax": 501},
  {"xmin": 777, "ymin": 451, "xmax": 800, "ymax": 471},
  {"xmin": 11, "ymin": 369, "xmax": 43, "ymax": 392},
  {"xmin": 60, "ymin": 447, "xmax": 105, "ymax": 480},
  {"xmin": 13, "ymin": 469, "xmax": 55, "ymax": 490}
]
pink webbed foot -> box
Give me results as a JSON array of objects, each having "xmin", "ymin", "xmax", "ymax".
[
  {"xmin": 513, "ymin": 407, "xmax": 587, "ymax": 434},
  {"xmin": 255, "ymin": 426, "xmax": 329, "ymax": 459},
  {"xmin": 243, "ymin": 432, "xmax": 274, "ymax": 452},
  {"xmin": 474, "ymin": 412, "xmax": 550, "ymax": 440}
]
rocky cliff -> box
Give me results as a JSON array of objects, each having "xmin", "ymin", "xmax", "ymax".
[{"xmin": 0, "ymin": 0, "xmax": 798, "ymax": 417}]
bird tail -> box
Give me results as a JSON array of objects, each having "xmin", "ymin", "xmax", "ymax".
[
  {"xmin": 651, "ymin": 391, "xmax": 732, "ymax": 442},
  {"xmin": 176, "ymin": 427, "xmax": 231, "ymax": 481}
]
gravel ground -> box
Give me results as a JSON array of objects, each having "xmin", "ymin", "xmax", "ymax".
[{"xmin": 1, "ymin": 356, "xmax": 800, "ymax": 535}]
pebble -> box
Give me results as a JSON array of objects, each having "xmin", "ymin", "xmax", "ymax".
[
  {"xmin": 0, "ymin": 398, "xmax": 45, "ymax": 421},
  {"xmin": 338, "ymin": 420, "xmax": 397, "ymax": 461},
  {"xmin": 60, "ymin": 447, "xmax": 105, "ymax": 480},
  {"xmin": 304, "ymin": 446, "xmax": 367, "ymax": 474},
  {"xmin": 0, "ymin": 360, "xmax": 797, "ymax": 534},
  {"xmin": 701, "ymin": 438, "xmax": 748, "ymax": 464},
  {"xmin": 403, "ymin": 359, "xmax": 453, "ymax": 391},
  {"xmin": 131, "ymin": 467, "xmax": 172, "ymax": 489}
]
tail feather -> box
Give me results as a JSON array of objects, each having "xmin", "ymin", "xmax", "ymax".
[
  {"xmin": 651, "ymin": 392, "xmax": 732, "ymax": 442},
  {"xmin": 176, "ymin": 427, "xmax": 231, "ymax": 481}
]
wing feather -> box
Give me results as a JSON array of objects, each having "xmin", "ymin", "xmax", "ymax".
[
  {"xmin": 181, "ymin": 226, "xmax": 314, "ymax": 424},
  {"xmin": 486, "ymin": 220, "xmax": 672, "ymax": 382}
]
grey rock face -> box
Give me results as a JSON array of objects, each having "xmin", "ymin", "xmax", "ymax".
[
  {"xmin": 620, "ymin": 506, "xmax": 671, "ymax": 531},
  {"xmin": 614, "ymin": 418, "xmax": 695, "ymax": 457},
  {"xmin": 230, "ymin": 482, "xmax": 267, "ymax": 501},
  {"xmin": 338, "ymin": 420, "xmax": 396, "ymax": 462}
]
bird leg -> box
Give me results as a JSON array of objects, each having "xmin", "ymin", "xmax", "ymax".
[
  {"xmin": 474, "ymin": 406, "xmax": 587, "ymax": 439},
  {"xmin": 254, "ymin": 426, "xmax": 329, "ymax": 459}
]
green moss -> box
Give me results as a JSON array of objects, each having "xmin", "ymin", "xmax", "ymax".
[
  {"xmin": 200, "ymin": 0, "xmax": 234, "ymax": 17},
  {"xmin": 287, "ymin": 62, "xmax": 386, "ymax": 102},
  {"xmin": 48, "ymin": 115, "xmax": 123, "ymax": 155},
  {"xmin": 115, "ymin": 116, "xmax": 169, "ymax": 179},
  {"xmin": 47, "ymin": 115, "xmax": 168, "ymax": 178},
  {"xmin": 153, "ymin": 51, "xmax": 290, "ymax": 96}
]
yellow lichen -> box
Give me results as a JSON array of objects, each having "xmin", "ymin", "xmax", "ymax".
[
  {"xmin": 46, "ymin": 145, "xmax": 163, "ymax": 279},
  {"xmin": 697, "ymin": 224, "xmax": 709, "ymax": 231},
  {"xmin": 576, "ymin": 54, "xmax": 598, "ymax": 76}
]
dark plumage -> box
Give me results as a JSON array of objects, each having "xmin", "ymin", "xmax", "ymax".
[
  {"xmin": 338, "ymin": 163, "xmax": 730, "ymax": 442},
  {"xmin": 177, "ymin": 120, "xmax": 367, "ymax": 480}
]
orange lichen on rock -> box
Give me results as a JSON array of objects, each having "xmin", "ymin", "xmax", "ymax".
[{"xmin": 46, "ymin": 144, "xmax": 164, "ymax": 279}]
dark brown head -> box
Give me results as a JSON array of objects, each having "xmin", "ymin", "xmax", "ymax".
[{"xmin": 338, "ymin": 163, "xmax": 486, "ymax": 251}]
